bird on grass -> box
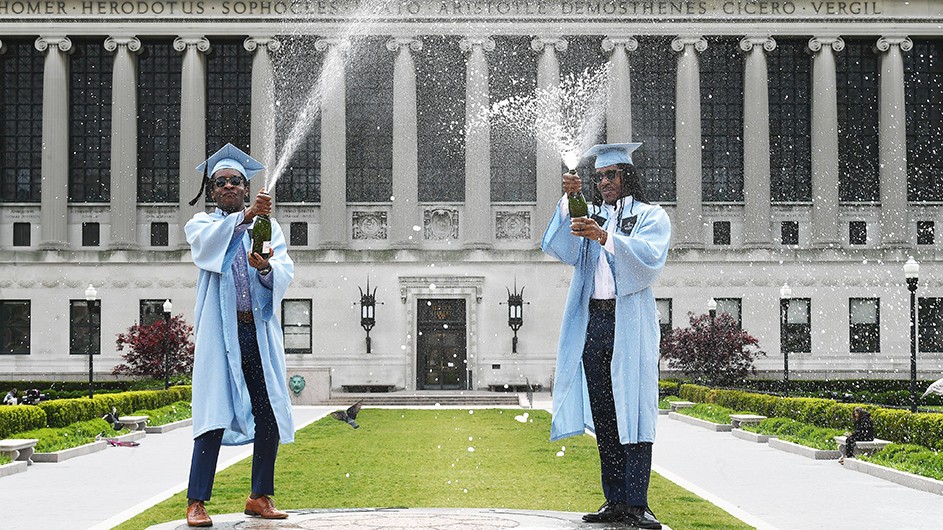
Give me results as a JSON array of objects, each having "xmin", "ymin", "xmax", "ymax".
[
  {"xmin": 330, "ymin": 401, "xmax": 363, "ymax": 429},
  {"xmin": 921, "ymin": 377, "xmax": 943, "ymax": 399}
]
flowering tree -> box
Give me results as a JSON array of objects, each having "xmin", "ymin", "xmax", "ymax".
[
  {"xmin": 113, "ymin": 316, "xmax": 195, "ymax": 378},
  {"xmin": 660, "ymin": 312, "xmax": 765, "ymax": 386}
]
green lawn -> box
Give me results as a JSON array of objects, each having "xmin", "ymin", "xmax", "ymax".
[{"xmin": 115, "ymin": 409, "xmax": 752, "ymax": 530}]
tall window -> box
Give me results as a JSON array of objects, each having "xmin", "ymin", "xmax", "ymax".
[
  {"xmin": 207, "ymin": 40, "xmax": 251, "ymax": 157},
  {"xmin": 139, "ymin": 299, "xmax": 167, "ymax": 327},
  {"xmin": 70, "ymin": 39, "xmax": 113, "ymax": 203},
  {"xmin": 490, "ymin": 36, "xmax": 537, "ymax": 203},
  {"xmin": 282, "ymin": 299, "xmax": 312, "ymax": 353},
  {"xmin": 715, "ymin": 298, "xmax": 742, "ymax": 327},
  {"xmin": 417, "ymin": 35, "xmax": 465, "ymax": 202},
  {"xmin": 701, "ymin": 38, "xmax": 744, "ymax": 202},
  {"xmin": 273, "ymin": 36, "xmax": 321, "ymax": 203},
  {"xmin": 0, "ymin": 300, "xmax": 30, "ymax": 354},
  {"xmin": 905, "ymin": 40, "xmax": 943, "ymax": 201},
  {"xmin": 656, "ymin": 298, "xmax": 672, "ymax": 338},
  {"xmin": 849, "ymin": 298, "xmax": 879, "ymax": 353},
  {"xmin": 70, "ymin": 300, "xmax": 101, "ymax": 354},
  {"xmin": 919, "ymin": 297, "xmax": 943, "ymax": 353},
  {"xmin": 632, "ymin": 37, "xmax": 676, "ymax": 202},
  {"xmin": 138, "ymin": 39, "xmax": 181, "ymax": 203},
  {"xmin": 768, "ymin": 39, "xmax": 812, "ymax": 202},
  {"xmin": 837, "ymin": 39, "xmax": 879, "ymax": 202},
  {"xmin": 0, "ymin": 39, "xmax": 43, "ymax": 203},
  {"xmin": 346, "ymin": 37, "xmax": 393, "ymax": 203},
  {"xmin": 781, "ymin": 298, "xmax": 812, "ymax": 353}
]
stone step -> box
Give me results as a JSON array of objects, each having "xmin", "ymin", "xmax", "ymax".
[{"xmin": 323, "ymin": 393, "xmax": 522, "ymax": 407}]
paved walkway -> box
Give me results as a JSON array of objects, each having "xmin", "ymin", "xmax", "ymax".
[{"xmin": 4, "ymin": 396, "xmax": 942, "ymax": 529}]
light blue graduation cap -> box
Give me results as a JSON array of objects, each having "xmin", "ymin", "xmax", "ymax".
[
  {"xmin": 189, "ymin": 143, "xmax": 264, "ymax": 205},
  {"xmin": 583, "ymin": 142, "xmax": 642, "ymax": 169}
]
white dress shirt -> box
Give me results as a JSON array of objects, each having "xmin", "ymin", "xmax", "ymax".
[{"xmin": 557, "ymin": 196, "xmax": 621, "ymax": 299}]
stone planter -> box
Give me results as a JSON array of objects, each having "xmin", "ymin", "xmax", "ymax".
[
  {"xmin": 668, "ymin": 411, "xmax": 732, "ymax": 432},
  {"xmin": 145, "ymin": 418, "xmax": 192, "ymax": 434},
  {"xmin": 731, "ymin": 428, "xmax": 775, "ymax": 443},
  {"xmin": 843, "ymin": 458, "xmax": 943, "ymax": 495},
  {"xmin": 768, "ymin": 438, "xmax": 841, "ymax": 460}
]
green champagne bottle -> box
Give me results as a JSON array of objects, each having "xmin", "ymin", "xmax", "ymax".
[
  {"xmin": 251, "ymin": 193, "xmax": 272, "ymax": 258},
  {"xmin": 567, "ymin": 170, "xmax": 588, "ymax": 218}
]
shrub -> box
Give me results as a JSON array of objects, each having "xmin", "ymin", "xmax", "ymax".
[
  {"xmin": 12, "ymin": 418, "xmax": 126, "ymax": 453},
  {"xmin": 132, "ymin": 401, "xmax": 192, "ymax": 426},
  {"xmin": 113, "ymin": 315, "xmax": 195, "ymax": 379},
  {"xmin": 863, "ymin": 444, "xmax": 943, "ymax": 481},
  {"xmin": 37, "ymin": 386, "xmax": 191, "ymax": 428},
  {"xmin": 0, "ymin": 405, "xmax": 47, "ymax": 438},
  {"xmin": 661, "ymin": 312, "xmax": 765, "ymax": 386}
]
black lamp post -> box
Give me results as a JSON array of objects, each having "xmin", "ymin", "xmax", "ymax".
[
  {"xmin": 904, "ymin": 257, "xmax": 920, "ymax": 413},
  {"xmin": 163, "ymin": 299, "xmax": 172, "ymax": 390},
  {"xmin": 84, "ymin": 284, "xmax": 98, "ymax": 399},
  {"xmin": 780, "ymin": 282, "xmax": 792, "ymax": 397},
  {"xmin": 707, "ymin": 298, "xmax": 717, "ymax": 359},
  {"xmin": 505, "ymin": 282, "xmax": 526, "ymax": 353},
  {"xmin": 359, "ymin": 278, "xmax": 377, "ymax": 354}
]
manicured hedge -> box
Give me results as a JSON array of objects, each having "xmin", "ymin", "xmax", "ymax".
[
  {"xmin": 0, "ymin": 405, "xmax": 47, "ymax": 438},
  {"xmin": 678, "ymin": 383, "xmax": 943, "ymax": 451},
  {"xmin": 37, "ymin": 386, "xmax": 191, "ymax": 428}
]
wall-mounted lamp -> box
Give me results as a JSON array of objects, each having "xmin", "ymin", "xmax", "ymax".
[
  {"xmin": 359, "ymin": 278, "xmax": 379, "ymax": 353},
  {"xmin": 501, "ymin": 279, "xmax": 529, "ymax": 353}
]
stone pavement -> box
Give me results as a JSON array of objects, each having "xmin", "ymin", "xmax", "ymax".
[
  {"xmin": 149, "ymin": 508, "xmax": 655, "ymax": 530},
  {"xmin": 5, "ymin": 395, "xmax": 943, "ymax": 529}
]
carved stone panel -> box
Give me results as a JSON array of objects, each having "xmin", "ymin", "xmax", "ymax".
[
  {"xmin": 352, "ymin": 211, "xmax": 388, "ymax": 240},
  {"xmin": 424, "ymin": 208, "xmax": 459, "ymax": 240},
  {"xmin": 495, "ymin": 211, "xmax": 531, "ymax": 240}
]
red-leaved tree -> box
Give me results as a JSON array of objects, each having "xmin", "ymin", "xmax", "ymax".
[
  {"xmin": 113, "ymin": 315, "xmax": 195, "ymax": 379},
  {"xmin": 660, "ymin": 312, "xmax": 765, "ymax": 386}
]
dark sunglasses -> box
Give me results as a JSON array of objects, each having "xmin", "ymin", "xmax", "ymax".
[
  {"xmin": 213, "ymin": 175, "xmax": 246, "ymax": 188},
  {"xmin": 592, "ymin": 169, "xmax": 622, "ymax": 184}
]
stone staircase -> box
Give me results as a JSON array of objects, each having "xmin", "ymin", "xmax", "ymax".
[{"xmin": 323, "ymin": 390, "xmax": 523, "ymax": 407}]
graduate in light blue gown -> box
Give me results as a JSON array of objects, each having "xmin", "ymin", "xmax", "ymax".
[
  {"xmin": 542, "ymin": 143, "xmax": 671, "ymax": 529},
  {"xmin": 182, "ymin": 143, "xmax": 295, "ymax": 527}
]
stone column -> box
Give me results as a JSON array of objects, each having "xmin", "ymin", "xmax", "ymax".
[
  {"xmin": 387, "ymin": 37, "xmax": 422, "ymax": 248},
  {"xmin": 460, "ymin": 37, "xmax": 495, "ymax": 249},
  {"xmin": 876, "ymin": 36, "xmax": 913, "ymax": 248},
  {"xmin": 244, "ymin": 37, "xmax": 281, "ymax": 189},
  {"xmin": 808, "ymin": 36, "xmax": 844, "ymax": 248},
  {"xmin": 532, "ymin": 36, "xmax": 567, "ymax": 246},
  {"xmin": 314, "ymin": 38, "xmax": 350, "ymax": 249},
  {"xmin": 35, "ymin": 36, "xmax": 72, "ymax": 250},
  {"xmin": 105, "ymin": 36, "xmax": 142, "ymax": 250},
  {"xmin": 740, "ymin": 36, "xmax": 776, "ymax": 249},
  {"xmin": 671, "ymin": 36, "xmax": 707, "ymax": 249},
  {"xmin": 173, "ymin": 36, "xmax": 210, "ymax": 248},
  {"xmin": 602, "ymin": 36, "xmax": 638, "ymax": 142}
]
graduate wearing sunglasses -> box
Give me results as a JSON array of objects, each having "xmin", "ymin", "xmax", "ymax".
[
  {"xmin": 183, "ymin": 143, "xmax": 295, "ymax": 526},
  {"xmin": 542, "ymin": 143, "xmax": 671, "ymax": 529}
]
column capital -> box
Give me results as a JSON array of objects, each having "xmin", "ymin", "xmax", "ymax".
[
  {"xmin": 671, "ymin": 36, "xmax": 707, "ymax": 53},
  {"xmin": 244, "ymin": 36, "xmax": 281, "ymax": 53},
  {"xmin": 314, "ymin": 38, "xmax": 351, "ymax": 53},
  {"xmin": 386, "ymin": 37, "xmax": 422, "ymax": 53},
  {"xmin": 35, "ymin": 36, "xmax": 72, "ymax": 53},
  {"xmin": 104, "ymin": 36, "xmax": 142, "ymax": 53},
  {"xmin": 808, "ymin": 36, "xmax": 845, "ymax": 53},
  {"xmin": 173, "ymin": 36, "xmax": 210, "ymax": 53},
  {"xmin": 459, "ymin": 37, "xmax": 495, "ymax": 53},
  {"xmin": 602, "ymin": 36, "xmax": 638, "ymax": 52},
  {"xmin": 530, "ymin": 37, "xmax": 567, "ymax": 53},
  {"xmin": 876, "ymin": 36, "xmax": 913, "ymax": 53},
  {"xmin": 740, "ymin": 36, "xmax": 776, "ymax": 53}
]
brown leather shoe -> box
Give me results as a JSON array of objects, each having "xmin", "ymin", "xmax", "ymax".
[
  {"xmin": 186, "ymin": 501, "xmax": 212, "ymax": 527},
  {"xmin": 244, "ymin": 495, "xmax": 289, "ymax": 519}
]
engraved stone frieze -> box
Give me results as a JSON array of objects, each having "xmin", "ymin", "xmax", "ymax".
[
  {"xmin": 495, "ymin": 211, "xmax": 531, "ymax": 240},
  {"xmin": 424, "ymin": 209, "xmax": 459, "ymax": 240},
  {"xmin": 352, "ymin": 211, "xmax": 388, "ymax": 240}
]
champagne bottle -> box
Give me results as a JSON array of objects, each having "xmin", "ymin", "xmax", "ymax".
[
  {"xmin": 567, "ymin": 170, "xmax": 588, "ymax": 218},
  {"xmin": 251, "ymin": 192, "xmax": 272, "ymax": 258}
]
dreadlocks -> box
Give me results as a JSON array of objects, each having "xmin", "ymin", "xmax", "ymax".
[{"xmin": 591, "ymin": 163, "xmax": 649, "ymax": 220}]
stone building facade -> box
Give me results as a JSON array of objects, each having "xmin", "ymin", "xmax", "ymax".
[{"xmin": 2, "ymin": 0, "xmax": 943, "ymax": 391}]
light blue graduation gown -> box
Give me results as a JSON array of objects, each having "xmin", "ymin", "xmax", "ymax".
[
  {"xmin": 542, "ymin": 197, "xmax": 671, "ymax": 444},
  {"xmin": 185, "ymin": 210, "xmax": 295, "ymax": 446}
]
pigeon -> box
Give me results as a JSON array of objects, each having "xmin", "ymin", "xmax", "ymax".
[
  {"xmin": 921, "ymin": 377, "xmax": 943, "ymax": 399},
  {"xmin": 331, "ymin": 401, "xmax": 363, "ymax": 429},
  {"xmin": 102, "ymin": 406, "xmax": 125, "ymax": 430}
]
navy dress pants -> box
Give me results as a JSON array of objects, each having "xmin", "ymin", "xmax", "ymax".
[
  {"xmin": 187, "ymin": 321, "xmax": 280, "ymax": 501},
  {"xmin": 582, "ymin": 303, "xmax": 653, "ymax": 507}
]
